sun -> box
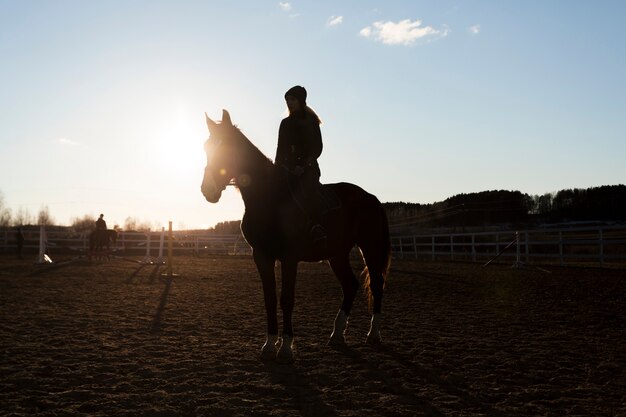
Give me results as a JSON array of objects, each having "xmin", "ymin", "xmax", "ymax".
[{"xmin": 153, "ymin": 108, "xmax": 206, "ymax": 179}]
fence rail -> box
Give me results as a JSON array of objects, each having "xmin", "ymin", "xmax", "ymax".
[
  {"xmin": 391, "ymin": 225, "xmax": 626, "ymax": 267},
  {"xmin": 2, "ymin": 225, "xmax": 625, "ymax": 267},
  {"xmin": 0, "ymin": 229, "xmax": 252, "ymax": 257}
]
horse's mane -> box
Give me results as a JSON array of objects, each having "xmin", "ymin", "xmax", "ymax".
[{"xmin": 231, "ymin": 125, "xmax": 274, "ymax": 167}]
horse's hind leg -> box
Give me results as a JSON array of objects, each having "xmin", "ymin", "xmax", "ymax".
[
  {"xmin": 365, "ymin": 267, "xmax": 384, "ymax": 345},
  {"xmin": 328, "ymin": 256, "xmax": 359, "ymax": 345},
  {"xmin": 360, "ymin": 246, "xmax": 386, "ymax": 345}
]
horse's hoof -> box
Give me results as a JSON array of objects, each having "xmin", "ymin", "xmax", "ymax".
[
  {"xmin": 261, "ymin": 348, "xmax": 277, "ymax": 361},
  {"xmin": 260, "ymin": 335, "xmax": 278, "ymax": 361},
  {"xmin": 366, "ymin": 313, "xmax": 382, "ymax": 345},
  {"xmin": 328, "ymin": 310, "xmax": 348, "ymax": 346},
  {"xmin": 328, "ymin": 333, "xmax": 346, "ymax": 346},
  {"xmin": 275, "ymin": 335, "xmax": 294, "ymax": 364},
  {"xmin": 365, "ymin": 333, "xmax": 382, "ymax": 345}
]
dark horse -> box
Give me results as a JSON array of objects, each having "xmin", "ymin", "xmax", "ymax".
[
  {"xmin": 201, "ymin": 110, "xmax": 391, "ymax": 363},
  {"xmin": 89, "ymin": 229, "xmax": 118, "ymax": 260}
]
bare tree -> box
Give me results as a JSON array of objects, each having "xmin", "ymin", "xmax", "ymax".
[
  {"xmin": 37, "ymin": 205, "xmax": 54, "ymax": 226},
  {"xmin": 71, "ymin": 214, "xmax": 96, "ymax": 232},
  {"xmin": 0, "ymin": 191, "xmax": 11, "ymax": 227},
  {"xmin": 12, "ymin": 207, "xmax": 34, "ymax": 226},
  {"xmin": 124, "ymin": 216, "xmax": 153, "ymax": 232}
]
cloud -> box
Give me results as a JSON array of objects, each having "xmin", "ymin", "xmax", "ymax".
[
  {"xmin": 359, "ymin": 19, "xmax": 449, "ymax": 45},
  {"xmin": 57, "ymin": 138, "xmax": 79, "ymax": 146},
  {"xmin": 469, "ymin": 24, "xmax": 481, "ymax": 35},
  {"xmin": 327, "ymin": 15, "xmax": 343, "ymax": 26},
  {"xmin": 278, "ymin": 2, "xmax": 292, "ymax": 12}
]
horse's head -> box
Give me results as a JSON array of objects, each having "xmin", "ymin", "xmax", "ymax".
[{"xmin": 201, "ymin": 109, "xmax": 240, "ymax": 203}]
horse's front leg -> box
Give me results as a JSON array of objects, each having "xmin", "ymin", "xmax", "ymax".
[
  {"xmin": 253, "ymin": 250, "xmax": 278, "ymax": 360},
  {"xmin": 277, "ymin": 259, "xmax": 298, "ymax": 363}
]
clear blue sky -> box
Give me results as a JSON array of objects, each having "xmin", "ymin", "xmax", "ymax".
[{"xmin": 1, "ymin": 1, "xmax": 625, "ymax": 230}]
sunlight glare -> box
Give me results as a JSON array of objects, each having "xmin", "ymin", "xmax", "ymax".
[{"xmin": 152, "ymin": 106, "xmax": 205, "ymax": 178}]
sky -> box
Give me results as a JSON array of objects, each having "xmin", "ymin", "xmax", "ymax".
[{"xmin": 1, "ymin": 0, "xmax": 625, "ymax": 230}]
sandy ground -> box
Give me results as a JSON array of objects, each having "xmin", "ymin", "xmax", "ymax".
[{"xmin": 1, "ymin": 254, "xmax": 624, "ymax": 416}]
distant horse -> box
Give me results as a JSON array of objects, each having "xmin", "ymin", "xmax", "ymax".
[
  {"xmin": 201, "ymin": 110, "xmax": 391, "ymax": 363},
  {"xmin": 89, "ymin": 229, "xmax": 118, "ymax": 260}
]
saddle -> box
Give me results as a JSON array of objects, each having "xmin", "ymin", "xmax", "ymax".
[{"xmin": 288, "ymin": 180, "xmax": 341, "ymax": 219}]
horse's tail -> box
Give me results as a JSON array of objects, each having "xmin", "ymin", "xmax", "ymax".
[{"xmin": 360, "ymin": 199, "xmax": 391, "ymax": 312}]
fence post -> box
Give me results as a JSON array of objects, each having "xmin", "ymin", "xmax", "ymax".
[
  {"xmin": 495, "ymin": 233, "xmax": 500, "ymax": 259},
  {"xmin": 599, "ymin": 228, "xmax": 604, "ymax": 267},
  {"xmin": 559, "ymin": 231, "xmax": 564, "ymax": 266},
  {"xmin": 515, "ymin": 231, "xmax": 520, "ymax": 264},
  {"xmin": 471, "ymin": 234, "xmax": 476, "ymax": 262},
  {"xmin": 524, "ymin": 231, "xmax": 529, "ymax": 263},
  {"xmin": 450, "ymin": 235, "xmax": 454, "ymax": 260},
  {"xmin": 431, "ymin": 236, "xmax": 435, "ymax": 261}
]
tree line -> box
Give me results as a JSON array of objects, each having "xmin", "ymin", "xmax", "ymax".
[
  {"xmin": 0, "ymin": 193, "xmax": 156, "ymax": 232},
  {"xmin": 385, "ymin": 184, "xmax": 626, "ymax": 233}
]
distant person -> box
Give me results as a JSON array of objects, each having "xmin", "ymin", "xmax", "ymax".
[
  {"xmin": 16, "ymin": 227, "xmax": 24, "ymax": 259},
  {"xmin": 274, "ymin": 85, "xmax": 326, "ymax": 247},
  {"xmin": 95, "ymin": 214, "xmax": 107, "ymax": 231}
]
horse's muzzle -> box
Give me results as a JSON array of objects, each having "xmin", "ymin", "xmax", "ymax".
[
  {"xmin": 201, "ymin": 167, "xmax": 223, "ymax": 203},
  {"xmin": 202, "ymin": 188, "xmax": 222, "ymax": 203}
]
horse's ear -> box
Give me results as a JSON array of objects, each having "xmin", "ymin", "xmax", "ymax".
[
  {"xmin": 205, "ymin": 112, "xmax": 217, "ymax": 132},
  {"xmin": 222, "ymin": 109, "xmax": 232, "ymax": 126}
]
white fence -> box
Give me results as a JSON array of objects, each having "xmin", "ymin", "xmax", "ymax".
[
  {"xmin": 2, "ymin": 225, "xmax": 625, "ymax": 267},
  {"xmin": 0, "ymin": 229, "xmax": 252, "ymax": 257},
  {"xmin": 391, "ymin": 225, "xmax": 626, "ymax": 267}
]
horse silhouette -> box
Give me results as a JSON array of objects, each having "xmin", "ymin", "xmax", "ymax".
[
  {"xmin": 201, "ymin": 110, "xmax": 391, "ymax": 363},
  {"xmin": 89, "ymin": 229, "xmax": 118, "ymax": 260}
]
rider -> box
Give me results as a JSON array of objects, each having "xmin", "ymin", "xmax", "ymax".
[
  {"xmin": 275, "ymin": 85, "xmax": 327, "ymax": 246},
  {"xmin": 95, "ymin": 214, "xmax": 107, "ymax": 231}
]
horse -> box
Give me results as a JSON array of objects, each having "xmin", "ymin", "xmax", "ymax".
[
  {"xmin": 201, "ymin": 110, "xmax": 391, "ymax": 363},
  {"xmin": 89, "ymin": 229, "xmax": 118, "ymax": 260}
]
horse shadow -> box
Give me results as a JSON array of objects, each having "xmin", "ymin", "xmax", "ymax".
[
  {"xmin": 328, "ymin": 342, "xmax": 505, "ymax": 416},
  {"xmin": 262, "ymin": 361, "xmax": 338, "ymax": 417}
]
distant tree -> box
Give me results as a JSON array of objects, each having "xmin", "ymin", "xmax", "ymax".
[
  {"xmin": 71, "ymin": 214, "xmax": 96, "ymax": 232},
  {"xmin": 531, "ymin": 193, "xmax": 554, "ymax": 216},
  {"xmin": 550, "ymin": 185, "xmax": 626, "ymax": 222},
  {"xmin": 442, "ymin": 190, "xmax": 532, "ymax": 226},
  {"xmin": 12, "ymin": 207, "xmax": 34, "ymax": 226},
  {"xmin": 124, "ymin": 217, "xmax": 137, "ymax": 231},
  {"xmin": 124, "ymin": 216, "xmax": 152, "ymax": 232},
  {"xmin": 212, "ymin": 220, "xmax": 242, "ymax": 234},
  {"xmin": 0, "ymin": 191, "xmax": 11, "ymax": 227},
  {"xmin": 37, "ymin": 205, "xmax": 54, "ymax": 226}
]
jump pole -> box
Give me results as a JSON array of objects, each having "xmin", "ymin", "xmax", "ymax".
[
  {"xmin": 35, "ymin": 225, "xmax": 53, "ymax": 264},
  {"xmin": 162, "ymin": 221, "xmax": 179, "ymax": 280},
  {"xmin": 156, "ymin": 227, "xmax": 166, "ymax": 264},
  {"xmin": 140, "ymin": 232, "xmax": 153, "ymax": 264},
  {"xmin": 483, "ymin": 231, "xmax": 551, "ymax": 273},
  {"xmin": 482, "ymin": 233, "xmax": 517, "ymax": 267}
]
